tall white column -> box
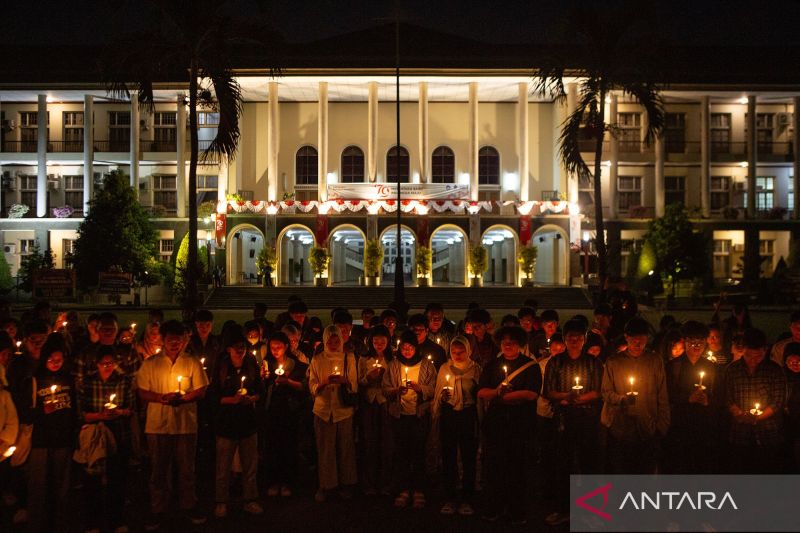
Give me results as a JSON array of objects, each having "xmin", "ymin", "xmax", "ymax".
[
  {"xmin": 566, "ymin": 83, "xmax": 578, "ymax": 204},
  {"xmin": 746, "ymin": 95, "xmax": 757, "ymax": 218},
  {"xmin": 655, "ymin": 134, "xmax": 665, "ymax": 217},
  {"xmin": 318, "ymin": 82, "xmax": 328, "ymax": 201},
  {"xmin": 609, "ymin": 94, "xmax": 619, "ymax": 218},
  {"xmin": 418, "ymin": 82, "xmax": 429, "ymax": 183},
  {"xmin": 176, "ymin": 95, "xmax": 187, "ymax": 217},
  {"xmin": 468, "ymin": 82, "xmax": 479, "ymax": 201},
  {"xmin": 267, "ymin": 81, "xmax": 279, "ymax": 201},
  {"xmin": 700, "ymin": 95, "xmax": 710, "ymax": 217},
  {"xmin": 518, "ymin": 82, "xmax": 530, "ymax": 201},
  {"xmin": 794, "ymin": 97, "xmax": 800, "ymax": 219},
  {"xmin": 83, "ymin": 94, "xmax": 94, "ymax": 215},
  {"xmin": 368, "ymin": 81, "xmax": 378, "ymax": 182},
  {"xmin": 130, "ymin": 92, "xmax": 140, "ymax": 198},
  {"xmin": 36, "ymin": 95, "xmax": 47, "ymax": 217},
  {"xmin": 218, "ymin": 155, "xmax": 228, "ymax": 203}
]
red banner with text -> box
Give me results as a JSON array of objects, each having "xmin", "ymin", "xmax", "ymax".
[
  {"xmin": 215, "ymin": 214, "xmax": 227, "ymax": 247},
  {"xmin": 519, "ymin": 215, "xmax": 532, "ymax": 245},
  {"xmin": 316, "ymin": 215, "xmax": 329, "ymax": 245}
]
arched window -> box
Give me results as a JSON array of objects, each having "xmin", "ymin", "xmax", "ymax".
[
  {"xmin": 479, "ymin": 146, "xmax": 500, "ymax": 185},
  {"xmin": 431, "ymin": 146, "xmax": 455, "ymax": 183},
  {"xmin": 341, "ymin": 146, "xmax": 365, "ymax": 183},
  {"xmin": 295, "ymin": 146, "xmax": 318, "ymax": 185},
  {"xmin": 386, "ymin": 146, "xmax": 410, "ymax": 183}
]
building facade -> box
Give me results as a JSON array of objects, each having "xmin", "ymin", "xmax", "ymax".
[{"xmin": 1, "ymin": 72, "xmax": 799, "ymax": 295}]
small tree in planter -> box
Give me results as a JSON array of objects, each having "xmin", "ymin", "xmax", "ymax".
[
  {"xmin": 518, "ymin": 245, "xmax": 538, "ymax": 286},
  {"xmin": 415, "ymin": 245, "xmax": 432, "ymax": 287},
  {"xmin": 256, "ymin": 246, "xmax": 277, "ymax": 287},
  {"xmin": 468, "ymin": 245, "xmax": 489, "ymax": 287},
  {"xmin": 363, "ymin": 239, "xmax": 384, "ymax": 287},
  {"xmin": 308, "ymin": 246, "xmax": 331, "ymax": 287}
]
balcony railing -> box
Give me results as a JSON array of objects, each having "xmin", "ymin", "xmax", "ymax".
[
  {"xmin": 1, "ymin": 141, "xmax": 38, "ymax": 153},
  {"xmin": 93, "ymin": 140, "xmax": 131, "ymax": 152},
  {"xmin": 141, "ymin": 140, "xmax": 177, "ymax": 152}
]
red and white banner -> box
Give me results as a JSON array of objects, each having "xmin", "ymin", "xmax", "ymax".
[
  {"xmin": 327, "ymin": 183, "xmax": 469, "ymax": 201},
  {"xmin": 519, "ymin": 215, "xmax": 532, "ymax": 245},
  {"xmin": 215, "ymin": 213, "xmax": 227, "ymax": 247}
]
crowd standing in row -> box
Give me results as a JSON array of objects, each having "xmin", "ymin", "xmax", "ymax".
[{"xmin": 0, "ymin": 293, "xmax": 798, "ymax": 531}]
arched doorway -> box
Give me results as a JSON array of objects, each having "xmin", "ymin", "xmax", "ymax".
[
  {"xmin": 278, "ymin": 225, "xmax": 315, "ymax": 286},
  {"xmin": 430, "ymin": 225, "xmax": 468, "ymax": 286},
  {"xmin": 531, "ymin": 225, "xmax": 569, "ymax": 286},
  {"xmin": 329, "ymin": 225, "xmax": 365, "ymax": 285},
  {"xmin": 380, "ymin": 225, "xmax": 416, "ymax": 285},
  {"xmin": 227, "ymin": 224, "xmax": 265, "ymax": 285},
  {"xmin": 481, "ymin": 226, "xmax": 518, "ymax": 286}
]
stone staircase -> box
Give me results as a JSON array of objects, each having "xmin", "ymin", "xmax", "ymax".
[{"xmin": 204, "ymin": 285, "xmax": 592, "ymax": 310}]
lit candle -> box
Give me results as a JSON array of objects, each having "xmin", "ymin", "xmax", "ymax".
[
  {"xmin": 155, "ymin": 348, "xmax": 161, "ymax": 354},
  {"xmin": 61, "ymin": 321, "xmax": 68, "ymax": 328},
  {"xmin": 628, "ymin": 376, "xmax": 637, "ymax": 395},
  {"xmin": 697, "ymin": 371, "xmax": 705, "ymax": 389},
  {"xmin": 573, "ymin": 376, "xmax": 583, "ymax": 391},
  {"xmin": 50, "ymin": 385, "xmax": 57, "ymax": 402},
  {"xmin": 427, "ymin": 355, "xmax": 432, "ymax": 362},
  {"xmin": 177, "ymin": 375, "xmax": 183, "ymax": 394},
  {"xmin": 444, "ymin": 374, "xmax": 453, "ymax": 393},
  {"xmin": 275, "ymin": 364, "xmax": 285, "ymax": 376},
  {"xmin": 750, "ymin": 402, "xmax": 763, "ymax": 416},
  {"xmin": 200, "ymin": 357, "xmax": 207, "ymax": 370},
  {"xmin": 239, "ymin": 375, "xmax": 247, "ymax": 395},
  {"xmin": 373, "ymin": 360, "xmax": 381, "ymax": 369},
  {"xmin": 503, "ymin": 365, "xmax": 508, "ymax": 384},
  {"xmin": 405, "ymin": 366, "xmax": 410, "ymax": 386},
  {"xmin": 2, "ymin": 446, "xmax": 15, "ymax": 458},
  {"xmin": 707, "ymin": 350, "xmax": 717, "ymax": 363},
  {"xmin": 14, "ymin": 341, "xmax": 21, "ymax": 355},
  {"xmin": 436, "ymin": 336, "xmax": 441, "ymax": 345},
  {"xmin": 130, "ymin": 323, "xmax": 137, "ymax": 331},
  {"xmin": 105, "ymin": 393, "xmax": 117, "ymax": 410},
  {"xmin": 252, "ymin": 349, "xmax": 257, "ymax": 358},
  {"xmin": 333, "ymin": 365, "xmax": 340, "ymax": 375}
]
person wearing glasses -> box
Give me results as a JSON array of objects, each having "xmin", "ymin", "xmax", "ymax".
[{"xmin": 664, "ymin": 321, "xmax": 719, "ymax": 474}]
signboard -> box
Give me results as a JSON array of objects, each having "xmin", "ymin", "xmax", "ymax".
[
  {"xmin": 327, "ymin": 183, "xmax": 469, "ymax": 201},
  {"xmin": 32, "ymin": 269, "xmax": 76, "ymax": 299},
  {"xmin": 97, "ymin": 272, "xmax": 133, "ymax": 295},
  {"xmin": 215, "ymin": 213, "xmax": 227, "ymax": 248}
]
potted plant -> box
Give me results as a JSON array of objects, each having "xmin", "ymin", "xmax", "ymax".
[
  {"xmin": 415, "ymin": 245, "xmax": 432, "ymax": 287},
  {"xmin": 256, "ymin": 246, "xmax": 277, "ymax": 287},
  {"xmin": 518, "ymin": 245, "xmax": 538, "ymax": 287},
  {"xmin": 363, "ymin": 239, "xmax": 384, "ymax": 287},
  {"xmin": 468, "ymin": 245, "xmax": 489, "ymax": 287},
  {"xmin": 292, "ymin": 261, "xmax": 302, "ymax": 283},
  {"xmin": 308, "ymin": 246, "xmax": 331, "ymax": 287}
]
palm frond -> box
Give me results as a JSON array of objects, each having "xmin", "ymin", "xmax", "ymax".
[
  {"xmin": 623, "ymin": 82, "xmax": 665, "ymax": 145},
  {"xmin": 559, "ymin": 105, "xmax": 591, "ymax": 182},
  {"xmin": 202, "ymin": 70, "xmax": 242, "ymax": 163}
]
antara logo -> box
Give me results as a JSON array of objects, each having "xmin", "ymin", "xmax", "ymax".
[{"xmin": 619, "ymin": 491, "xmax": 738, "ymax": 511}]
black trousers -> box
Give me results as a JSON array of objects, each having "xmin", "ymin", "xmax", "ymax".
[
  {"xmin": 264, "ymin": 408, "xmax": 300, "ymax": 485},
  {"xmin": 392, "ymin": 414, "xmax": 429, "ymax": 493},
  {"xmin": 440, "ymin": 404, "xmax": 478, "ymax": 501},
  {"xmin": 554, "ymin": 408, "xmax": 600, "ymax": 511},
  {"xmin": 607, "ymin": 431, "xmax": 658, "ymax": 474},
  {"xmin": 483, "ymin": 414, "xmax": 532, "ymax": 521},
  {"xmin": 83, "ymin": 448, "xmax": 129, "ymax": 531}
]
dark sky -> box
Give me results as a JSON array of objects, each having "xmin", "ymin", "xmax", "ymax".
[{"xmin": 2, "ymin": 0, "xmax": 799, "ymax": 46}]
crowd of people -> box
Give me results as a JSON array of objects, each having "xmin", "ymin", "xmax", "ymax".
[{"xmin": 0, "ymin": 293, "xmax": 798, "ymax": 532}]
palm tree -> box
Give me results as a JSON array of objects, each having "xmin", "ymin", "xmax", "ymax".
[
  {"xmin": 105, "ymin": 0, "xmax": 280, "ymax": 315},
  {"xmin": 534, "ymin": 1, "xmax": 665, "ymax": 295}
]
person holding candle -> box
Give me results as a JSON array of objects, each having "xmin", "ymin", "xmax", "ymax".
[
  {"xmin": 408, "ymin": 314, "xmax": 447, "ymax": 371},
  {"xmin": 134, "ymin": 310, "xmax": 164, "ymax": 361},
  {"xmin": 600, "ymin": 317, "xmax": 670, "ymax": 474},
  {"xmin": 465, "ymin": 309, "xmax": 497, "ymax": 367},
  {"xmin": 706, "ymin": 323, "xmax": 729, "ymax": 365},
  {"xmin": 530, "ymin": 309, "xmax": 560, "ymax": 361},
  {"xmin": 432, "ymin": 335, "xmax": 480, "ymax": 516},
  {"xmin": 723, "ymin": 328, "xmax": 787, "ymax": 474},
  {"xmin": 769, "ymin": 310, "xmax": 800, "ymax": 366},
  {"xmin": 209, "ymin": 331, "xmax": 264, "ymax": 519},
  {"xmin": 477, "ymin": 326, "xmax": 540, "ymax": 526},
  {"xmin": 282, "ymin": 323, "xmax": 311, "ymax": 364},
  {"xmin": 27, "ymin": 336, "xmax": 77, "ymax": 533},
  {"xmin": 382, "ymin": 330, "xmax": 436, "ymax": 509},
  {"xmin": 308, "ymin": 325, "xmax": 358, "ymax": 502},
  {"xmin": 543, "ymin": 319, "xmax": 603, "ymax": 526},
  {"xmin": 136, "ymin": 320, "xmax": 209, "ymax": 529},
  {"xmin": 262, "ymin": 331, "xmax": 308, "ymax": 498},
  {"xmin": 425, "ymin": 303, "xmax": 457, "ymax": 352},
  {"xmin": 186, "ymin": 309, "xmax": 222, "ymax": 380},
  {"xmin": 78, "ymin": 348, "xmax": 135, "ymax": 532},
  {"xmin": 351, "ymin": 307, "xmax": 376, "ymax": 348},
  {"xmin": 357, "ymin": 325, "xmax": 393, "ymax": 496},
  {"xmin": 663, "ymin": 321, "xmax": 719, "ymax": 474}
]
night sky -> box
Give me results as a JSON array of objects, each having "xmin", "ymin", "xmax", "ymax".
[{"xmin": 2, "ymin": 0, "xmax": 799, "ymax": 46}]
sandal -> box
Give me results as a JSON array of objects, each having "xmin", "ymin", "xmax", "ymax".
[
  {"xmin": 394, "ymin": 491, "xmax": 410, "ymax": 508},
  {"xmin": 412, "ymin": 491, "xmax": 426, "ymax": 509}
]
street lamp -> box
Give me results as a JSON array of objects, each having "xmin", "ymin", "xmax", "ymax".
[{"xmin": 582, "ymin": 231, "xmax": 591, "ymax": 285}]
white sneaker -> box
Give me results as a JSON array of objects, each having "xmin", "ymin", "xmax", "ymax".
[
  {"xmin": 214, "ymin": 503, "xmax": 227, "ymax": 519},
  {"xmin": 243, "ymin": 501, "xmax": 264, "ymax": 515}
]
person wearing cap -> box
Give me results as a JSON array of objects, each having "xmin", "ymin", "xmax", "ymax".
[
  {"xmin": 782, "ymin": 342, "xmax": 800, "ymax": 472},
  {"xmin": 432, "ymin": 335, "xmax": 480, "ymax": 517},
  {"xmin": 601, "ymin": 317, "xmax": 670, "ymax": 474},
  {"xmin": 477, "ymin": 326, "xmax": 540, "ymax": 526},
  {"xmin": 308, "ymin": 325, "xmax": 358, "ymax": 502},
  {"xmin": 664, "ymin": 321, "xmax": 719, "ymax": 474},
  {"xmin": 209, "ymin": 331, "xmax": 265, "ymax": 519},
  {"xmin": 770, "ymin": 310, "xmax": 800, "ymax": 366},
  {"xmin": 723, "ymin": 328, "xmax": 786, "ymax": 474},
  {"xmin": 382, "ymin": 330, "xmax": 436, "ymax": 509},
  {"xmin": 543, "ymin": 319, "xmax": 603, "ymax": 527}
]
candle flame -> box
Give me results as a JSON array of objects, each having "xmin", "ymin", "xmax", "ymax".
[
  {"xmin": 629, "ymin": 376, "xmax": 635, "ymax": 385},
  {"xmin": 3, "ymin": 446, "xmax": 16, "ymax": 458},
  {"xmin": 700, "ymin": 371, "xmax": 705, "ymax": 378},
  {"xmin": 755, "ymin": 402, "xmax": 761, "ymax": 410},
  {"xmin": 109, "ymin": 393, "xmax": 116, "ymax": 403},
  {"xmin": 177, "ymin": 375, "xmax": 182, "ymax": 383},
  {"xmin": 446, "ymin": 374, "xmax": 450, "ymax": 383},
  {"xmin": 16, "ymin": 341, "xmax": 21, "ymax": 348},
  {"xmin": 131, "ymin": 323, "xmax": 137, "ymax": 329},
  {"xmin": 241, "ymin": 375, "xmax": 246, "ymax": 384},
  {"xmin": 50, "ymin": 385, "xmax": 57, "ymax": 394},
  {"xmin": 575, "ymin": 376, "xmax": 580, "ymax": 384},
  {"xmin": 62, "ymin": 321, "xmax": 68, "ymax": 327}
]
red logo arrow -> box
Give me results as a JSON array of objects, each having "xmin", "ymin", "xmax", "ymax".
[{"xmin": 575, "ymin": 482, "xmax": 613, "ymax": 521}]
